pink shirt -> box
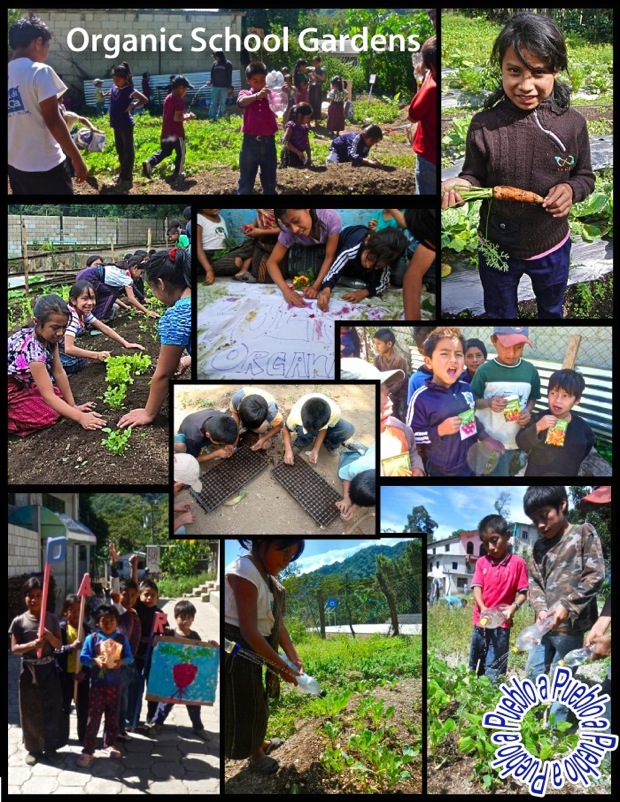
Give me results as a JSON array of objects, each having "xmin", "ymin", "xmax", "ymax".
[
  {"xmin": 237, "ymin": 89, "xmax": 278, "ymax": 136},
  {"xmin": 471, "ymin": 552, "xmax": 528, "ymax": 628}
]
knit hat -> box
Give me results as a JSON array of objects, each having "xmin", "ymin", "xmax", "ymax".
[
  {"xmin": 493, "ymin": 327, "xmax": 533, "ymax": 347},
  {"xmin": 174, "ymin": 454, "xmax": 202, "ymax": 492}
]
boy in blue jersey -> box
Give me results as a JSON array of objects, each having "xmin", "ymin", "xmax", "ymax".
[{"xmin": 406, "ymin": 326, "xmax": 503, "ymax": 476}]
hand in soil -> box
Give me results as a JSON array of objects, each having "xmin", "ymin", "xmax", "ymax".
[
  {"xmin": 78, "ymin": 407, "xmax": 107, "ymax": 430},
  {"xmin": 250, "ymin": 439, "xmax": 268, "ymax": 451},
  {"xmin": 145, "ymin": 310, "xmax": 160, "ymax": 319},
  {"xmin": 336, "ymin": 498, "xmax": 354, "ymax": 520},
  {"xmin": 125, "ymin": 342, "xmax": 146, "ymax": 351},
  {"xmin": 283, "ymin": 449, "xmax": 294, "ymax": 465},
  {"xmin": 117, "ymin": 407, "xmax": 155, "ymax": 428}
]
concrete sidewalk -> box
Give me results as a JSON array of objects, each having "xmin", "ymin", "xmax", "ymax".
[{"xmin": 7, "ymin": 597, "xmax": 220, "ymax": 794}]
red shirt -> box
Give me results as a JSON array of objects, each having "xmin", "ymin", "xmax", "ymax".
[
  {"xmin": 470, "ymin": 551, "xmax": 528, "ymax": 629},
  {"xmin": 237, "ymin": 89, "xmax": 278, "ymax": 136},
  {"xmin": 161, "ymin": 93, "xmax": 185, "ymax": 139},
  {"xmin": 408, "ymin": 73, "xmax": 437, "ymax": 165}
]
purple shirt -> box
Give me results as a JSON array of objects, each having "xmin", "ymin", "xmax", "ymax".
[
  {"xmin": 284, "ymin": 120, "xmax": 310, "ymax": 151},
  {"xmin": 277, "ymin": 209, "xmax": 342, "ymax": 249},
  {"xmin": 237, "ymin": 89, "xmax": 278, "ymax": 136}
]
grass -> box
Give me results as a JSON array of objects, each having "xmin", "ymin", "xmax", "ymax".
[
  {"xmin": 267, "ymin": 633, "xmax": 421, "ymax": 734},
  {"xmin": 156, "ymin": 571, "xmax": 215, "ymax": 598}
]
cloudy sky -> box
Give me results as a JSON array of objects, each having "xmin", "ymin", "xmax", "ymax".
[
  {"xmin": 224, "ymin": 537, "xmax": 413, "ymax": 574},
  {"xmin": 380, "ymin": 485, "xmax": 572, "ymax": 540}
]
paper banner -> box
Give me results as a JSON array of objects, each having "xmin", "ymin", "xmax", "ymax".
[{"xmin": 197, "ymin": 282, "xmax": 392, "ymax": 380}]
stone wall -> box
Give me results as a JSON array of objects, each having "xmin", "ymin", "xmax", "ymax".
[{"xmin": 23, "ymin": 9, "xmax": 244, "ymax": 99}]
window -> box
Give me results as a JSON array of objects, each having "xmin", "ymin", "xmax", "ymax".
[
  {"xmin": 466, "ymin": 542, "xmax": 473, "ymax": 555},
  {"xmin": 42, "ymin": 494, "xmax": 65, "ymax": 514},
  {"xmin": 521, "ymin": 529, "xmax": 528, "ymax": 540},
  {"xmin": 436, "ymin": 561, "xmax": 439, "ymax": 569},
  {"xmin": 452, "ymin": 562, "xmax": 458, "ymax": 570},
  {"xmin": 445, "ymin": 545, "xmax": 449, "ymax": 551}
]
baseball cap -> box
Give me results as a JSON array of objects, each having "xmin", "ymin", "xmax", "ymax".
[
  {"xmin": 93, "ymin": 78, "xmax": 103, "ymax": 85},
  {"xmin": 340, "ymin": 357, "xmax": 405, "ymax": 385},
  {"xmin": 172, "ymin": 75, "xmax": 194, "ymax": 89},
  {"xmin": 174, "ymin": 454, "xmax": 202, "ymax": 492},
  {"xmin": 493, "ymin": 326, "xmax": 532, "ymax": 347}
]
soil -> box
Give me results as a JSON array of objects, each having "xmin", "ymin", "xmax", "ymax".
[
  {"xmin": 9, "ymin": 117, "xmax": 415, "ymax": 197},
  {"xmin": 441, "ymin": 103, "xmax": 613, "ymax": 140},
  {"xmin": 7, "ymin": 313, "xmax": 185, "ymax": 486},
  {"xmin": 174, "ymin": 383, "xmax": 377, "ymax": 535},
  {"xmin": 225, "ymin": 677, "xmax": 422, "ymax": 795}
]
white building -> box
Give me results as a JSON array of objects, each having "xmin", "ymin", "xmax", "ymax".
[{"xmin": 427, "ymin": 522, "xmax": 538, "ymax": 596}]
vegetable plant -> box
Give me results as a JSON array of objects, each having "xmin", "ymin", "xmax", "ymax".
[{"xmin": 101, "ymin": 427, "xmax": 132, "ymax": 455}]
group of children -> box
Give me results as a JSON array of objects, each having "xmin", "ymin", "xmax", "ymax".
[
  {"xmin": 340, "ymin": 325, "xmax": 595, "ymax": 478},
  {"xmin": 198, "ymin": 207, "xmax": 436, "ymax": 319},
  {"xmin": 173, "ymin": 388, "xmax": 375, "ymax": 523},
  {"xmin": 7, "ymin": 241, "xmax": 192, "ymax": 437},
  {"xmin": 465, "ymin": 486, "xmax": 606, "ymax": 716},
  {"xmin": 9, "ymin": 547, "xmax": 218, "ymax": 768}
]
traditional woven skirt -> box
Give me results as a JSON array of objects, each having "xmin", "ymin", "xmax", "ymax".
[{"xmin": 8, "ymin": 378, "xmax": 63, "ymax": 437}]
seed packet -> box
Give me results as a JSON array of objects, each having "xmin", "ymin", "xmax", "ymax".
[
  {"xmin": 546, "ymin": 418, "xmax": 568, "ymax": 447},
  {"xmin": 459, "ymin": 407, "xmax": 477, "ymax": 439},
  {"xmin": 381, "ymin": 452, "xmax": 411, "ymax": 477},
  {"xmin": 503, "ymin": 395, "xmax": 521, "ymax": 422}
]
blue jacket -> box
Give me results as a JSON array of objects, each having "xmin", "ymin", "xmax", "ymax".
[
  {"xmin": 80, "ymin": 630, "xmax": 133, "ymax": 687},
  {"xmin": 407, "ymin": 378, "xmax": 478, "ymax": 476}
]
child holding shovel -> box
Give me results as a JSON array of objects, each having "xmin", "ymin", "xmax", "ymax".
[
  {"xmin": 10, "ymin": 576, "xmax": 67, "ymax": 766},
  {"xmin": 441, "ymin": 12, "xmax": 594, "ymax": 318}
]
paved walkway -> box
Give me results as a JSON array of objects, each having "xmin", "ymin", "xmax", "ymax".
[{"xmin": 7, "ymin": 597, "xmax": 220, "ymax": 794}]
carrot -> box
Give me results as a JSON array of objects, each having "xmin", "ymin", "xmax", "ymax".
[
  {"xmin": 443, "ymin": 184, "xmax": 544, "ymax": 207},
  {"xmin": 491, "ymin": 186, "xmax": 545, "ymax": 203}
]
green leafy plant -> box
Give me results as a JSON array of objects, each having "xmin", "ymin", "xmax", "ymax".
[
  {"xmin": 102, "ymin": 384, "xmax": 128, "ymax": 410},
  {"xmin": 101, "ymin": 427, "xmax": 132, "ymax": 455}
]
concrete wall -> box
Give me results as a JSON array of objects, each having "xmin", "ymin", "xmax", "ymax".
[
  {"xmin": 9, "ymin": 215, "xmax": 164, "ymax": 257},
  {"xmin": 8, "ymin": 524, "xmax": 40, "ymax": 576},
  {"xmin": 22, "ymin": 9, "xmax": 244, "ymax": 99}
]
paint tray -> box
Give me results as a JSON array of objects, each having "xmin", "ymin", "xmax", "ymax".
[
  {"xmin": 189, "ymin": 444, "xmax": 269, "ymax": 513},
  {"xmin": 271, "ymin": 458, "xmax": 343, "ymax": 528}
]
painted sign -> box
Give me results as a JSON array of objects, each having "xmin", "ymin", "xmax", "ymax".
[{"xmin": 145, "ymin": 635, "xmax": 219, "ymax": 706}]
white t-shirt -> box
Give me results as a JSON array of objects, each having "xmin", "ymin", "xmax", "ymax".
[
  {"xmin": 225, "ymin": 555, "xmax": 276, "ymax": 637},
  {"xmin": 8, "ymin": 57, "xmax": 67, "ymax": 172},
  {"xmin": 197, "ymin": 213, "xmax": 228, "ymax": 251},
  {"xmin": 103, "ymin": 265, "xmax": 133, "ymax": 288}
]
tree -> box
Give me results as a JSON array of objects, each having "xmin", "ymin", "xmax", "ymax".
[
  {"xmin": 494, "ymin": 491, "xmax": 512, "ymax": 518},
  {"xmin": 567, "ymin": 486, "xmax": 611, "ymax": 568},
  {"xmin": 404, "ymin": 505, "xmax": 437, "ymax": 535}
]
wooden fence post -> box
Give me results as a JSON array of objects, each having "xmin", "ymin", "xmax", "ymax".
[
  {"xmin": 562, "ymin": 334, "xmax": 582, "ymax": 368},
  {"xmin": 21, "ymin": 221, "xmax": 29, "ymax": 297}
]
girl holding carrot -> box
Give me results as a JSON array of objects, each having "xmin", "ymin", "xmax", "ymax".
[
  {"xmin": 441, "ymin": 12, "xmax": 594, "ymax": 319},
  {"xmin": 225, "ymin": 538, "xmax": 303, "ymax": 774}
]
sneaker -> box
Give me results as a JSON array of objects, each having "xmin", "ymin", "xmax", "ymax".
[
  {"xmin": 104, "ymin": 746, "xmax": 121, "ymax": 758},
  {"xmin": 25, "ymin": 752, "xmax": 40, "ymax": 766},
  {"xmin": 144, "ymin": 722, "xmax": 163, "ymax": 737},
  {"xmin": 142, "ymin": 160, "xmax": 152, "ymax": 178},
  {"xmin": 193, "ymin": 728, "xmax": 211, "ymax": 741},
  {"xmin": 77, "ymin": 753, "xmax": 94, "ymax": 767},
  {"xmin": 342, "ymin": 439, "xmax": 368, "ymax": 454}
]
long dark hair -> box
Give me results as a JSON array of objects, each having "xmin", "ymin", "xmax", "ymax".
[
  {"xmin": 273, "ymin": 208, "xmax": 326, "ymax": 241},
  {"xmin": 146, "ymin": 247, "xmax": 191, "ymax": 291},
  {"xmin": 484, "ymin": 12, "xmax": 570, "ymax": 110},
  {"xmin": 238, "ymin": 538, "xmax": 305, "ymax": 561}
]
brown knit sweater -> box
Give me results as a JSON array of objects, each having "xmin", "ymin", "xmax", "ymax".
[{"xmin": 459, "ymin": 97, "xmax": 595, "ymax": 259}]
